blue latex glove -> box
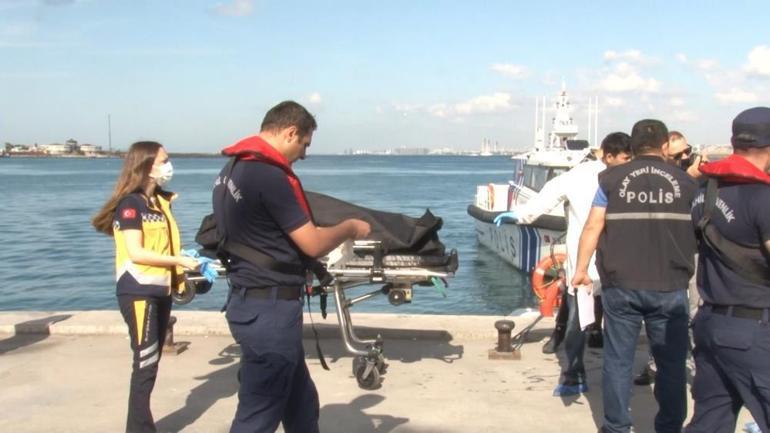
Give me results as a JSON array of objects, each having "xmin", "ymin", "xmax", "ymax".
[
  {"xmin": 745, "ymin": 422, "xmax": 761, "ymax": 433},
  {"xmin": 199, "ymin": 261, "xmax": 219, "ymax": 283},
  {"xmin": 181, "ymin": 249, "xmax": 200, "ymax": 258},
  {"xmin": 493, "ymin": 211, "xmax": 518, "ymax": 226}
]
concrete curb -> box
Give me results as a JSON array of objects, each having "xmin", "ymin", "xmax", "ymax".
[{"xmin": 0, "ymin": 310, "xmax": 552, "ymax": 341}]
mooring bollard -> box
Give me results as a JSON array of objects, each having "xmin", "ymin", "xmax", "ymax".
[
  {"xmin": 163, "ymin": 316, "xmax": 186, "ymax": 355},
  {"xmin": 495, "ymin": 320, "xmax": 514, "ymax": 352},
  {"xmin": 488, "ymin": 319, "xmax": 520, "ymax": 360}
]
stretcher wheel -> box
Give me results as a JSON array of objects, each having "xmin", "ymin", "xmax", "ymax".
[
  {"xmin": 376, "ymin": 356, "xmax": 388, "ymax": 374},
  {"xmin": 172, "ymin": 281, "xmax": 197, "ymax": 305},
  {"xmin": 355, "ymin": 361, "xmax": 381, "ymax": 390},
  {"xmin": 352, "ymin": 355, "xmax": 366, "ymax": 376},
  {"xmin": 192, "ymin": 279, "xmax": 213, "ymax": 295}
]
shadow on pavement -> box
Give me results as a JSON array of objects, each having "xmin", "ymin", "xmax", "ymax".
[
  {"xmin": 156, "ymin": 343, "xmax": 240, "ymax": 433},
  {"xmin": 552, "ymin": 340, "xmax": 657, "ymax": 433},
  {"xmin": 305, "ymin": 327, "xmax": 464, "ymax": 365},
  {"xmin": 320, "ymin": 394, "xmax": 409, "ymax": 433},
  {"xmin": 0, "ymin": 314, "xmax": 72, "ymax": 355}
]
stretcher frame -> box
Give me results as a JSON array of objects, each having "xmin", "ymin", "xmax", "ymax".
[{"xmin": 182, "ymin": 240, "xmax": 458, "ymax": 389}]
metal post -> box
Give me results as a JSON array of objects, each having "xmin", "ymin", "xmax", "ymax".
[
  {"xmin": 488, "ymin": 319, "xmax": 520, "ymax": 360},
  {"xmin": 163, "ymin": 316, "xmax": 186, "ymax": 355}
]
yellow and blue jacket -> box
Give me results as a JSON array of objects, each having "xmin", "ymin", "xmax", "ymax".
[{"xmin": 113, "ymin": 192, "xmax": 184, "ymax": 297}]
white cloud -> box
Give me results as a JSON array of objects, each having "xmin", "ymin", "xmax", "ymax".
[
  {"xmin": 715, "ymin": 88, "xmax": 758, "ymax": 104},
  {"xmin": 491, "ymin": 63, "xmax": 528, "ymax": 79},
  {"xmin": 603, "ymin": 49, "xmax": 657, "ymax": 65},
  {"xmin": 670, "ymin": 110, "xmax": 697, "ymax": 123},
  {"xmin": 393, "ymin": 103, "xmax": 421, "ymax": 114},
  {"xmin": 307, "ymin": 92, "xmax": 322, "ymax": 104},
  {"xmin": 675, "ymin": 53, "xmax": 688, "ymax": 64},
  {"xmin": 669, "ymin": 97, "xmax": 686, "ymax": 107},
  {"xmin": 597, "ymin": 50, "xmax": 661, "ymax": 94},
  {"xmin": 454, "ymin": 93, "xmax": 513, "ymax": 115},
  {"xmin": 603, "ymin": 96, "xmax": 625, "ymax": 107},
  {"xmin": 604, "ymin": 50, "xmax": 636, "ymax": 61},
  {"xmin": 427, "ymin": 104, "xmax": 449, "ymax": 118},
  {"xmin": 394, "ymin": 92, "xmax": 514, "ymax": 120},
  {"xmin": 213, "ymin": 0, "xmax": 253, "ymax": 17},
  {"xmin": 745, "ymin": 45, "xmax": 770, "ymax": 77},
  {"xmin": 42, "ymin": 0, "xmax": 76, "ymax": 5},
  {"xmin": 696, "ymin": 59, "xmax": 719, "ymax": 71},
  {"xmin": 600, "ymin": 71, "xmax": 660, "ymax": 93},
  {"xmin": 0, "ymin": 22, "xmax": 36, "ymax": 38}
]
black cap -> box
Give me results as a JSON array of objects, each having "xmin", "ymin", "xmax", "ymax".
[{"xmin": 731, "ymin": 107, "xmax": 770, "ymax": 149}]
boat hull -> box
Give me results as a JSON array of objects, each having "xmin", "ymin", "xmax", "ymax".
[{"xmin": 468, "ymin": 205, "xmax": 566, "ymax": 272}]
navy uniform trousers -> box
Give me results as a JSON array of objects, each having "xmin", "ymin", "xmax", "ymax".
[
  {"xmin": 685, "ymin": 306, "xmax": 770, "ymax": 433},
  {"xmin": 226, "ymin": 289, "xmax": 320, "ymax": 433},
  {"xmin": 118, "ymin": 294, "xmax": 172, "ymax": 433}
]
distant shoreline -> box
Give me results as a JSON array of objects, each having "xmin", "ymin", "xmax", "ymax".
[{"xmin": 1, "ymin": 152, "xmax": 519, "ymax": 159}]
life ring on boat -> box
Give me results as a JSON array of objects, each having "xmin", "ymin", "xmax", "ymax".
[{"xmin": 531, "ymin": 253, "xmax": 566, "ymax": 317}]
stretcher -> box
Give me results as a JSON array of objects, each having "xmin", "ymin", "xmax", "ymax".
[{"xmin": 180, "ymin": 240, "xmax": 459, "ymax": 390}]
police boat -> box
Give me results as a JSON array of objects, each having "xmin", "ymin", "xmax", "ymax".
[{"xmin": 468, "ymin": 84, "xmax": 595, "ymax": 272}]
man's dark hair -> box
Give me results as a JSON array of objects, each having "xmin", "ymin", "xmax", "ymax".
[
  {"xmin": 630, "ymin": 119, "xmax": 669, "ymax": 155},
  {"xmin": 601, "ymin": 132, "xmax": 631, "ymax": 156},
  {"xmin": 260, "ymin": 100, "xmax": 317, "ymax": 136}
]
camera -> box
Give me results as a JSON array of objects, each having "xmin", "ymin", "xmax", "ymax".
[{"xmin": 678, "ymin": 151, "xmax": 699, "ymax": 170}]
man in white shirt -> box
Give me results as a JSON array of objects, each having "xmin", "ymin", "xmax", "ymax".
[{"xmin": 504, "ymin": 132, "xmax": 632, "ymax": 396}]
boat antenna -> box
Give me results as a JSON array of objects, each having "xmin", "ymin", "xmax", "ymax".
[
  {"xmin": 588, "ymin": 97, "xmax": 593, "ymax": 146},
  {"xmin": 594, "ymin": 96, "xmax": 599, "ymax": 147}
]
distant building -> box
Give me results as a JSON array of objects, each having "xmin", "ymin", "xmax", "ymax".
[
  {"xmin": 79, "ymin": 144, "xmax": 102, "ymax": 156},
  {"xmin": 42, "ymin": 142, "xmax": 74, "ymax": 155}
]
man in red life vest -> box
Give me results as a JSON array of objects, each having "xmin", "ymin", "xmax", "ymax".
[
  {"xmin": 685, "ymin": 107, "xmax": 770, "ymax": 433},
  {"xmin": 213, "ymin": 101, "xmax": 370, "ymax": 433}
]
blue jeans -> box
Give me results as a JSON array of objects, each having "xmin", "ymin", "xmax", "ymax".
[{"xmin": 601, "ymin": 287, "xmax": 689, "ymax": 433}]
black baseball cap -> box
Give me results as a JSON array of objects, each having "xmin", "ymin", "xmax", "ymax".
[{"xmin": 731, "ymin": 107, "xmax": 770, "ymax": 149}]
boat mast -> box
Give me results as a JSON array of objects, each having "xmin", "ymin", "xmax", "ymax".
[{"xmin": 548, "ymin": 81, "xmax": 579, "ymax": 149}]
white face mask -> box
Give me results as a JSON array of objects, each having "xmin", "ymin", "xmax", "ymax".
[{"xmin": 151, "ymin": 161, "xmax": 174, "ymax": 186}]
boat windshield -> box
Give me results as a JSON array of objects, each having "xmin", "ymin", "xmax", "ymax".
[{"xmin": 521, "ymin": 165, "xmax": 569, "ymax": 192}]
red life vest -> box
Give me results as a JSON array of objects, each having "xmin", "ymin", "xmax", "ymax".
[
  {"xmin": 221, "ymin": 135, "xmax": 312, "ymax": 218},
  {"xmin": 699, "ymin": 154, "xmax": 770, "ymax": 185}
]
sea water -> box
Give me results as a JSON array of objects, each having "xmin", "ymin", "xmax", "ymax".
[{"xmin": 0, "ymin": 155, "xmax": 534, "ymax": 315}]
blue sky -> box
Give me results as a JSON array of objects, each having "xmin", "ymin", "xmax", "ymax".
[{"xmin": 1, "ymin": 0, "xmax": 769, "ymax": 153}]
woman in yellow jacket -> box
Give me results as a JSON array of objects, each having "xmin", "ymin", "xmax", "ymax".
[{"xmin": 92, "ymin": 141, "xmax": 199, "ymax": 433}]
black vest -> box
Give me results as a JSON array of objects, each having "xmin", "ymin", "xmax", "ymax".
[{"xmin": 597, "ymin": 155, "xmax": 698, "ymax": 291}]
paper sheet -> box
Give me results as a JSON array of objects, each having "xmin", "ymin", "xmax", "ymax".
[{"xmin": 577, "ymin": 283, "xmax": 595, "ymax": 331}]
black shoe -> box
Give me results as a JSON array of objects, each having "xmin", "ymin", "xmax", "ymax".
[
  {"xmin": 633, "ymin": 367, "xmax": 655, "ymax": 386},
  {"xmin": 542, "ymin": 326, "xmax": 565, "ymax": 354},
  {"xmin": 587, "ymin": 330, "xmax": 603, "ymax": 348}
]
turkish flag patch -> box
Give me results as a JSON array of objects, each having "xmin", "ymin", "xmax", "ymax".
[{"xmin": 122, "ymin": 208, "xmax": 137, "ymax": 219}]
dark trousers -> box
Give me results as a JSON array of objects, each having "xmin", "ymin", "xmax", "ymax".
[
  {"xmin": 226, "ymin": 292, "xmax": 319, "ymax": 433},
  {"xmin": 685, "ymin": 307, "xmax": 770, "ymax": 433},
  {"xmin": 118, "ymin": 295, "xmax": 172, "ymax": 433},
  {"xmin": 562, "ymin": 292, "xmax": 587, "ymax": 384},
  {"xmin": 601, "ymin": 287, "xmax": 689, "ymax": 433}
]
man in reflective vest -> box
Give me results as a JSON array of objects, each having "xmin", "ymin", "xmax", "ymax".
[{"xmin": 573, "ymin": 119, "xmax": 698, "ymax": 433}]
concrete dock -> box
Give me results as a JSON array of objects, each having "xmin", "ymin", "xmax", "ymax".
[{"xmin": 0, "ymin": 311, "xmax": 756, "ymax": 433}]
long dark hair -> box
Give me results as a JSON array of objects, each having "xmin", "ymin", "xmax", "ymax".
[{"xmin": 91, "ymin": 141, "xmax": 163, "ymax": 235}]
